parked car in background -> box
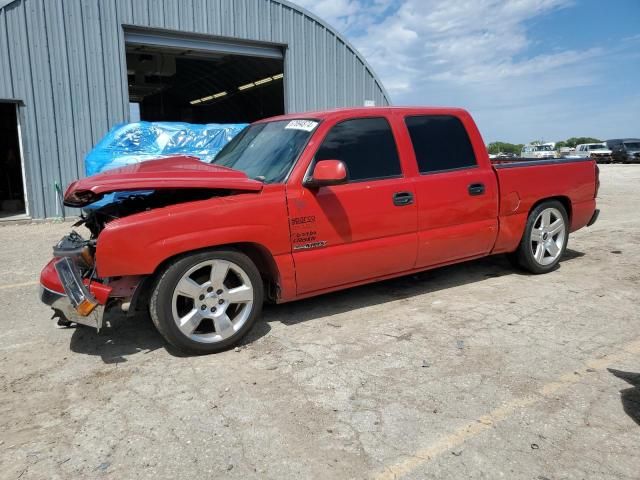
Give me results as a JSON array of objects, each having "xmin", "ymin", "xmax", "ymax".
[
  {"xmin": 606, "ymin": 138, "xmax": 640, "ymax": 163},
  {"xmin": 40, "ymin": 107, "xmax": 600, "ymax": 354},
  {"xmin": 542, "ymin": 142, "xmax": 557, "ymax": 157},
  {"xmin": 521, "ymin": 144, "xmax": 555, "ymax": 159},
  {"xmin": 574, "ymin": 143, "xmax": 612, "ymax": 163},
  {"xmin": 558, "ymin": 147, "xmax": 576, "ymax": 157}
]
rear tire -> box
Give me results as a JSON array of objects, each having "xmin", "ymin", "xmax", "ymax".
[
  {"xmin": 150, "ymin": 250, "xmax": 264, "ymax": 354},
  {"xmin": 510, "ymin": 200, "xmax": 569, "ymax": 274}
]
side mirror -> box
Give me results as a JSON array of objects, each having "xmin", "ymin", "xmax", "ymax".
[{"xmin": 304, "ymin": 160, "xmax": 348, "ymax": 188}]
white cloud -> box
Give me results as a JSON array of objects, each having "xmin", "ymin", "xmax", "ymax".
[
  {"xmin": 293, "ymin": 0, "xmax": 399, "ymax": 34},
  {"xmin": 290, "ymin": 0, "xmax": 634, "ymax": 142},
  {"xmin": 351, "ymin": 0, "xmax": 578, "ymax": 95},
  {"xmin": 292, "ymin": 0, "xmax": 359, "ymax": 24}
]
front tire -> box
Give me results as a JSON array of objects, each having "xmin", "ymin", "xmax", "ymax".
[
  {"xmin": 150, "ymin": 250, "xmax": 264, "ymax": 354},
  {"xmin": 510, "ymin": 201, "xmax": 569, "ymax": 274}
]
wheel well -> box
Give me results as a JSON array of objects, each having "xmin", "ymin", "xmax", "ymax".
[
  {"xmin": 529, "ymin": 196, "xmax": 572, "ymax": 222},
  {"xmin": 131, "ymin": 243, "xmax": 281, "ymax": 313},
  {"xmin": 231, "ymin": 242, "xmax": 281, "ymax": 302}
]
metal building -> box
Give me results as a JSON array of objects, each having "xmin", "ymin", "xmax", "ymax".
[{"xmin": 0, "ymin": 0, "xmax": 390, "ymax": 219}]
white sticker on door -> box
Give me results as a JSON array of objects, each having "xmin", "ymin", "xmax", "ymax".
[{"xmin": 285, "ymin": 120, "xmax": 318, "ymax": 132}]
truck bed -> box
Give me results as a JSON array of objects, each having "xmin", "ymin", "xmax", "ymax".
[{"xmin": 489, "ymin": 156, "xmax": 598, "ymax": 254}]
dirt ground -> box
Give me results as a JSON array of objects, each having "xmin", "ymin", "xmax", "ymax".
[{"xmin": 0, "ymin": 165, "xmax": 638, "ymax": 480}]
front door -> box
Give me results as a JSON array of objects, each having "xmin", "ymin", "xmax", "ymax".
[{"xmin": 287, "ymin": 117, "xmax": 418, "ymax": 295}]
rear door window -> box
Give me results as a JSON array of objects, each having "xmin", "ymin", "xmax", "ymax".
[
  {"xmin": 405, "ymin": 115, "xmax": 477, "ymax": 174},
  {"xmin": 314, "ymin": 117, "xmax": 401, "ymax": 182}
]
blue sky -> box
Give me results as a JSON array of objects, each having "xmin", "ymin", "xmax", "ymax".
[{"xmin": 292, "ymin": 0, "xmax": 640, "ymax": 143}]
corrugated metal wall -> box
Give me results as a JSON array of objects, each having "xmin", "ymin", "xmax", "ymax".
[{"xmin": 0, "ymin": 0, "xmax": 390, "ymax": 218}]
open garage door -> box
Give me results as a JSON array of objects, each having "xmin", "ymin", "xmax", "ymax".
[
  {"xmin": 125, "ymin": 29, "xmax": 285, "ymax": 124},
  {"xmin": 0, "ymin": 102, "xmax": 27, "ymax": 220}
]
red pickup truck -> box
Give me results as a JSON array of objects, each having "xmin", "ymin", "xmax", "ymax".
[{"xmin": 40, "ymin": 107, "xmax": 600, "ymax": 354}]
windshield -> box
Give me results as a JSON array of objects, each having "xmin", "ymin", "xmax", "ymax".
[
  {"xmin": 211, "ymin": 119, "xmax": 319, "ymax": 183},
  {"xmin": 534, "ymin": 145, "xmax": 552, "ymax": 151},
  {"xmin": 623, "ymin": 142, "xmax": 640, "ymax": 149},
  {"xmin": 587, "ymin": 144, "xmax": 606, "ymax": 150}
]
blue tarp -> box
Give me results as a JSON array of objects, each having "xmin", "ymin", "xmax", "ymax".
[{"xmin": 84, "ymin": 121, "xmax": 248, "ymax": 176}]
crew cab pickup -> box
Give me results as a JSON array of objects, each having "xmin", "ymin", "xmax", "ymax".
[{"xmin": 40, "ymin": 108, "xmax": 600, "ymax": 354}]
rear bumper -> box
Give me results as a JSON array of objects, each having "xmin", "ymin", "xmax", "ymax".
[{"xmin": 587, "ymin": 208, "xmax": 600, "ymax": 227}]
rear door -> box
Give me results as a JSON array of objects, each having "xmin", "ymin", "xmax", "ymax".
[
  {"xmin": 402, "ymin": 114, "xmax": 499, "ymax": 267},
  {"xmin": 287, "ymin": 116, "xmax": 418, "ymax": 294}
]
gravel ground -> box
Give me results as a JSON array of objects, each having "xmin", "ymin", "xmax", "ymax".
[{"xmin": 0, "ymin": 165, "xmax": 638, "ymax": 480}]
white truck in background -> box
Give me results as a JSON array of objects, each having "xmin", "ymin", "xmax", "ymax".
[
  {"xmin": 574, "ymin": 143, "xmax": 612, "ymax": 163},
  {"xmin": 521, "ymin": 144, "xmax": 556, "ymax": 159}
]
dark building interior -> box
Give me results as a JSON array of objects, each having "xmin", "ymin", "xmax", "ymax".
[
  {"xmin": 0, "ymin": 103, "xmax": 25, "ymax": 218},
  {"xmin": 126, "ymin": 45, "xmax": 285, "ymax": 124}
]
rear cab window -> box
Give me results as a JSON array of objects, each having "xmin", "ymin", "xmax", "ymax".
[
  {"xmin": 314, "ymin": 117, "xmax": 402, "ymax": 182},
  {"xmin": 404, "ymin": 115, "xmax": 477, "ymax": 174}
]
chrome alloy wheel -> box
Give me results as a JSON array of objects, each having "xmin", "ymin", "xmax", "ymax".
[
  {"xmin": 171, "ymin": 259, "xmax": 254, "ymax": 343},
  {"xmin": 530, "ymin": 207, "xmax": 566, "ymax": 266}
]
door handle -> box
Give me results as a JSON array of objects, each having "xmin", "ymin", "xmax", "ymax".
[
  {"xmin": 393, "ymin": 191, "xmax": 414, "ymax": 206},
  {"xmin": 468, "ymin": 183, "xmax": 485, "ymax": 196}
]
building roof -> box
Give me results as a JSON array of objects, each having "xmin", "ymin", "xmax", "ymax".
[{"xmin": 0, "ymin": 0, "xmax": 390, "ymax": 104}]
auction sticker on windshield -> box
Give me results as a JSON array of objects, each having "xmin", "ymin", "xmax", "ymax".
[{"xmin": 285, "ymin": 120, "xmax": 318, "ymax": 132}]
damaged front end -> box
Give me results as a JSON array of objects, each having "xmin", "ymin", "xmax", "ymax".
[
  {"xmin": 40, "ymin": 231, "xmax": 111, "ymax": 329},
  {"xmin": 39, "ymin": 156, "xmax": 264, "ymax": 331},
  {"xmin": 41, "ymin": 189, "xmax": 243, "ymax": 330}
]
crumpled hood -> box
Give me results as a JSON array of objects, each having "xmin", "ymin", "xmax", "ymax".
[{"xmin": 64, "ymin": 156, "xmax": 263, "ymax": 207}]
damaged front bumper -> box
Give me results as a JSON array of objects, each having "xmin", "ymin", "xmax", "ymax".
[
  {"xmin": 40, "ymin": 283, "xmax": 105, "ymax": 329},
  {"xmin": 39, "ymin": 256, "xmax": 111, "ymax": 330}
]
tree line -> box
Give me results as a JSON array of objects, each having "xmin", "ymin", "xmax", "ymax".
[{"xmin": 487, "ymin": 137, "xmax": 601, "ymax": 154}]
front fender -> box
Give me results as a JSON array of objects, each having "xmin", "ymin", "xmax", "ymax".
[{"xmin": 95, "ymin": 188, "xmax": 290, "ymax": 278}]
